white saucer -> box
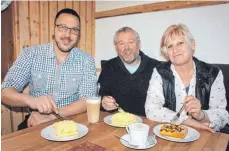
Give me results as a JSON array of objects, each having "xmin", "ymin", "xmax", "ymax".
[{"xmin": 120, "ymin": 134, "xmax": 157, "ymax": 150}]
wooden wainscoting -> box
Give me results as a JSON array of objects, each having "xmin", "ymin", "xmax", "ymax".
[
  {"xmin": 11, "ymin": 1, "xmax": 95, "ymax": 60},
  {"xmin": 1, "ymin": 1, "xmax": 95, "ymax": 135},
  {"xmin": 1, "ymin": 86, "xmax": 29, "ymax": 135}
]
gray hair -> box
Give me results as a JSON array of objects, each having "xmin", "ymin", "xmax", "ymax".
[{"xmin": 113, "ymin": 27, "xmax": 140, "ymax": 45}]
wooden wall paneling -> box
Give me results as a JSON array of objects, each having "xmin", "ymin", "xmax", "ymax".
[
  {"xmin": 10, "ymin": 107, "xmax": 24, "ymax": 132},
  {"xmin": 12, "ymin": 1, "xmax": 20, "ymax": 62},
  {"xmin": 73, "ymin": 1, "xmax": 80, "ymax": 48},
  {"xmin": 1, "ymin": 104, "xmax": 12, "ymax": 135},
  {"xmin": 91, "ymin": 1, "xmax": 95, "ymax": 57},
  {"xmin": 40, "ymin": 1, "xmax": 49, "ymax": 43},
  {"xmin": 1, "ymin": 3, "xmax": 14, "ymax": 135},
  {"xmin": 49, "ymin": 1, "xmax": 57, "ymax": 42},
  {"xmin": 18, "ymin": 1, "xmax": 30, "ymax": 53},
  {"xmin": 1, "ymin": 3, "xmax": 14, "ymax": 80},
  {"xmin": 73, "ymin": 1, "xmax": 80, "ymax": 13},
  {"xmin": 10, "ymin": 1, "xmax": 31, "ymax": 132},
  {"xmin": 29, "ymin": 1, "xmax": 39, "ymax": 46},
  {"xmin": 79, "ymin": 1, "xmax": 86, "ymax": 53},
  {"xmin": 65, "ymin": 1, "xmax": 73, "ymax": 9},
  {"xmin": 22, "ymin": 1, "xmax": 40, "ymax": 118},
  {"xmin": 85, "ymin": 2, "xmax": 92, "ymax": 55},
  {"xmin": 57, "ymin": 1, "xmax": 65, "ymax": 11},
  {"xmin": 1, "ymin": 1, "xmax": 19, "ymax": 136}
]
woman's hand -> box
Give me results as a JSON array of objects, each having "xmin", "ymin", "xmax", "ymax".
[
  {"xmin": 101, "ymin": 96, "xmax": 117, "ymax": 111},
  {"xmin": 184, "ymin": 96, "xmax": 204, "ymax": 120},
  {"xmin": 182, "ymin": 118, "xmax": 214, "ymax": 133}
]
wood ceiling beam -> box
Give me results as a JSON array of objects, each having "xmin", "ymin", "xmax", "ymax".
[{"xmin": 95, "ymin": 1, "xmax": 229, "ymax": 19}]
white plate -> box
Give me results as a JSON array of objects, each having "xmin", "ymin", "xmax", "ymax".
[
  {"xmin": 41, "ymin": 122, "xmax": 88, "ymax": 141},
  {"xmin": 120, "ymin": 134, "xmax": 157, "ymax": 150},
  {"xmin": 153, "ymin": 124, "xmax": 200, "ymax": 142},
  {"xmin": 104, "ymin": 115, "xmax": 143, "ymax": 127}
]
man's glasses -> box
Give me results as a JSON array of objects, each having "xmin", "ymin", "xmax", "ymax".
[
  {"xmin": 55, "ymin": 24, "xmax": 80, "ymax": 35},
  {"xmin": 117, "ymin": 40, "xmax": 136, "ymax": 48}
]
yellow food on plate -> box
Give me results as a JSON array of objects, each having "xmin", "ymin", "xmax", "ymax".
[
  {"xmin": 53, "ymin": 120, "xmax": 78, "ymax": 137},
  {"xmin": 112, "ymin": 110, "xmax": 136, "ymax": 126},
  {"xmin": 160, "ymin": 124, "xmax": 188, "ymax": 139}
]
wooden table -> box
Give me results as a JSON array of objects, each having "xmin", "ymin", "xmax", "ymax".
[{"xmin": 2, "ymin": 112, "xmax": 229, "ymax": 151}]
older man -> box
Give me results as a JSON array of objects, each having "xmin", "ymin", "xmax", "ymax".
[
  {"xmin": 1, "ymin": 8, "xmax": 97, "ymax": 129},
  {"xmin": 98, "ymin": 27, "xmax": 160, "ymax": 116}
]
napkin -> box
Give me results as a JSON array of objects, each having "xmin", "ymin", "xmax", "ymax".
[{"xmin": 68, "ymin": 141, "xmax": 106, "ymax": 151}]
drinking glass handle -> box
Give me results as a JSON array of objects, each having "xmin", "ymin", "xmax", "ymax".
[
  {"xmin": 126, "ymin": 126, "xmax": 130, "ymax": 134},
  {"xmin": 97, "ymin": 83, "xmax": 100, "ymax": 97}
]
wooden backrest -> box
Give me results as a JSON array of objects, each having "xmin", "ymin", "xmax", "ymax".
[
  {"xmin": 215, "ymin": 64, "xmax": 229, "ymax": 112},
  {"xmin": 1, "ymin": 86, "xmax": 29, "ymax": 135}
]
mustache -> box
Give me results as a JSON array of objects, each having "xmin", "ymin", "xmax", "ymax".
[
  {"xmin": 124, "ymin": 48, "xmax": 132, "ymax": 52},
  {"xmin": 60, "ymin": 37, "xmax": 72, "ymax": 42}
]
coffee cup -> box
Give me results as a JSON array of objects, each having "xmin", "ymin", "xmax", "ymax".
[
  {"xmin": 126, "ymin": 123, "xmax": 149, "ymax": 146},
  {"xmin": 86, "ymin": 97, "xmax": 101, "ymax": 123}
]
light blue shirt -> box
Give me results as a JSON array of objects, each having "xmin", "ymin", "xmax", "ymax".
[
  {"xmin": 124, "ymin": 61, "xmax": 141, "ymax": 74},
  {"xmin": 1, "ymin": 42, "xmax": 97, "ymax": 107}
]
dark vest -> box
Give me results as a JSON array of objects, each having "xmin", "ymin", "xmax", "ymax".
[{"xmin": 156, "ymin": 57, "xmax": 219, "ymax": 111}]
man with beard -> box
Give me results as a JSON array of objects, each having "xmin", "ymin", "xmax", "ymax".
[
  {"xmin": 98, "ymin": 27, "xmax": 160, "ymax": 116},
  {"xmin": 1, "ymin": 8, "xmax": 97, "ymax": 129}
]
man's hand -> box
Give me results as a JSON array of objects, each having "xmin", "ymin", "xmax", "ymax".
[
  {"xmin": 182, "ymin": 118, "xmax": 214, "ymax": 133},
  {"xmin": 28, "ymin": 95, "xmax": 58, "ymax": 114},
  {"xmin": 27, "ymin": 111, "xmax": 55, "ymax": 127},
  {"xmin": 184, "ymin": 96, "xmax": 203, "ymax": 120},
  {"xmin": 101, "ymin": 96, "xmax": 118, "ymax": 111}
]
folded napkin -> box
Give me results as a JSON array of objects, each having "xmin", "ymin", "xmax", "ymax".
[{"xmin": 68, "ymin": 141, "xmax": 106, "ymax": 151}]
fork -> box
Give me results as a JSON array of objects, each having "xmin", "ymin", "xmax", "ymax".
[
  {"xmin": 107, "ymin": 96, "xmax": 123, "ymax": 112},
  {"xmin": 171, "ymin": 104, "xmax": 185, "ymax": 124},
  {"xmin": 113, "ymin": 102, "xmax": 123, "ymax": 112}
]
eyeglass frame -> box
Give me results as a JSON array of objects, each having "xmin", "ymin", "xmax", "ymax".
[
  {"xmin": 55, "ymin": 24, "xmax": 80, "ymax": 35},
  {"xmin": 116, "ymin": 40, "xmax": 138, "ymax": 49}
]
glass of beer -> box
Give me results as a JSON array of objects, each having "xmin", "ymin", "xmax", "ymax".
[{"xmin": 86, "ymin": 97, "xmax": 101, "ymax": 123}]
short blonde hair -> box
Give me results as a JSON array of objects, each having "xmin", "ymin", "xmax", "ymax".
[{"xmin": 160, "ymin": 24, "xmax": 194, "ymax": 55}]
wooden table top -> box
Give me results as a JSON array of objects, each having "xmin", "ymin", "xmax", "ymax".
[{"xmin": 2, "ymin": 111, "xmax": 229, "ymax": 151}]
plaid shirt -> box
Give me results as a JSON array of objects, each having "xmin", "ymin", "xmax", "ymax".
[{"xmin": 1, "ymin": 43, "xmax": 97, "ymax": 107}]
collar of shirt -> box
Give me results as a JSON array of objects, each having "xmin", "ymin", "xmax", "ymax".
[
  {"xmin": 123, "ymin": 57, "xmax": 141, "ymax": 74},
  {"xmin": 170, "ymin": 61, "xmax": 197, "ymax": 111},
  {"xmin": 170, "ymin": 61, "xmax": 196, "ymax": 88},
  {"xmin": 47, "ymin": 42, "xmax": 76, "ymax": 65}
]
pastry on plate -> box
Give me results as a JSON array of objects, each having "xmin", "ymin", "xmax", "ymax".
[
  {"xmin": 111, "ymin": 110, "xmax": 136, "ymax": 126},
  {"xmin": 160, "ymin": 124, "xmax": 188, "ymax": 139},
  {"xmin": 53, "ymin": 120, "xmax": 78, "ymax": 137}
]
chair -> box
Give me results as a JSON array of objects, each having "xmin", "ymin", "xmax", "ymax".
[{"xmin": 216, "ymin": 64, "xmax": 229, "ymax": 134}]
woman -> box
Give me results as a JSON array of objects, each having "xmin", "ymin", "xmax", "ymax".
[{"xmin": 145, "ymin": 24, "xmax": 228, "ymax": 132}]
